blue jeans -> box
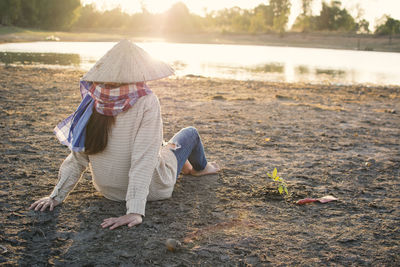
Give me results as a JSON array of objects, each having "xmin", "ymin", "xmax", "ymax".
[{"xmin": 169, "ymin": 127, "xmax": 208, "ymax": 178}]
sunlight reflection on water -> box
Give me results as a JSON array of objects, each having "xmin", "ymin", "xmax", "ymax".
[{"xmin": 0, "ymin": 41, "xmax": 399, "ymax": 85}]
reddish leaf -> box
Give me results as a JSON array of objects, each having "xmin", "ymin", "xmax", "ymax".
[
  {"xmin": 296, "ymin": 195, "xmax": 338, "ymax": 205},
  {"xmin": 296, "ymin": 198, "xmax": 318, "ymax": 205}
]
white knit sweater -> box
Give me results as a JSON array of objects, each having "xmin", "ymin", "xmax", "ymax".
[{"xmin": 49, "ymin": 93, "xmax": 178, "ymax": 216}]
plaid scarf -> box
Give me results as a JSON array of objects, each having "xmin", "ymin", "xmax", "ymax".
[{"xmin": 54, "ymin": 81, "xmax": 152, "ymax": 152}]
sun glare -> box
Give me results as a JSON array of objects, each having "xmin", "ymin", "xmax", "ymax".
[
  {"xmin": 83, "ymin": 0, "xmax": 189, "ymax": 14},
  {"xmin": 81, "ymin": 0, "xmax": 400, "ymax": 31},
  {"xmin": 83, "ymin": 0, "xmax": 282, "ymax": 15}
]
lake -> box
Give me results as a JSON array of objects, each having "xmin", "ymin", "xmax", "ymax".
[{"xmin": 0, "ymin": 41, "xmax": 399, "ymax": 85}]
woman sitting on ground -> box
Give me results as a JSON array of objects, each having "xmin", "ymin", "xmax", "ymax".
[{"xmin": 29, "ymin": 40, "xmax": 220, "ymax": 230}]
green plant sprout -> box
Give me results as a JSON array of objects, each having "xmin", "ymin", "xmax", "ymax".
[{"xmin": 267, "ymin": 168, "xmax": 289, "ymax": 195}]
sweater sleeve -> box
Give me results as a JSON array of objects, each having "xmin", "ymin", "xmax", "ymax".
[
  {"xmin": 49, "ymin": 151, "xmax": 89, "ymax": 203},
  {"xmin": 125, "ymin": 95, "xmax": 163, "ymax": 216}
]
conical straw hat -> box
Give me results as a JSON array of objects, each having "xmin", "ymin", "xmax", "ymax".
[{"xmin": 82, "ymin": 39, "xmax": 174, "ymax": 83}]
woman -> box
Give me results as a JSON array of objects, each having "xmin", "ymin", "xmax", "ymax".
[{"xmin": 29, "ymin": 40, "xmax": 219, "ymax": 230}]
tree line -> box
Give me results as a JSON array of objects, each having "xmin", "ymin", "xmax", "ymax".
[
  {"xmin": 0, "ymin": 0, "xmax": 399, "ymax": 36},
  {"xmin": 0, "ymin": 0, "xmax": 81, "ymax": 30}
]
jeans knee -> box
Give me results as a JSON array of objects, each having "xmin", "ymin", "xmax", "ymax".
[
  {"xmin": 184, "ymin": 126, "xmax": 199, "ymax": 139},
  {"xmin": 185, "ymin": 126, "xmax": 199, "ymax": 136},
  {"xmin": 185, "ymin": 126, "xmax": 197, "ymax": 133}
]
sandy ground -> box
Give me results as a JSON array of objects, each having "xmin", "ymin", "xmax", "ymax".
[{"xmin": 0, "ymin": 65, "xmax": 399, "ymax": 266}]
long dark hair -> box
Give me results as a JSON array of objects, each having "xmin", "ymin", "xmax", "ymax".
[{"xmin": 84, "ymin": 107, "xmax": 115, "ymax": 155}]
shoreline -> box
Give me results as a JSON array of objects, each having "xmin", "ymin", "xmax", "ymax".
[{"xmin": 1, "ymin": 26, "xmax": 400, "ymax": 53}]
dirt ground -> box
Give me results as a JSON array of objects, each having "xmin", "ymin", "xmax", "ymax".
[{"xmin": 0, "ymin": 65, "xmax": 399, "ymax": 266}]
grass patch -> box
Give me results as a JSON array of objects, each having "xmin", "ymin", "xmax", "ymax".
[
  {"xmin": 251, "ymin": 63, "xmax": 284, "ymax": 73},
  {"xmin": 0, "ymin": 26, "xmax": 27, "ymax": 35},
  {"xmin": 0, "ymin": 52, "xmax": 80, "ymax": 66},
  {"xmin": 316, "ymin": 68, "xmax": 346, "ymax": 77}
]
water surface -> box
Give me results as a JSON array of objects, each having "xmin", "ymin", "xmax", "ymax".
[{"xmin": 0, "ymin": 41, "xmax": 399, "ymax": 85}]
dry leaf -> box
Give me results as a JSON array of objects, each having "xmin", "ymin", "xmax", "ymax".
[
  {"xmin": 317, "ymin": 195, "xmax": 338, "ymax": 203},
  {"xmin": 296, "ymin": 195, "xmax": 338, "ymax": 205}
]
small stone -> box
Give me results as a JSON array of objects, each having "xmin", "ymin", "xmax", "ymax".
[
  {"xmin": 384, "ymin": 109, "xmax": 396, "ymax": 114},
  {"xmin": 364, "ymin": 158, "xmax": 376, "ymax": 167},
  {"xmin": 365, "ymin": 158, "xmax": 376, "ymax": 167},
  {"xmin": 165, "ymin": 238, "xmax": 181, "ymax": 252},
  {"xmin": 0, "ymin": 245, "xmax": 8, "ymax": 254},
  {"xmin": 212, "ymin": 95, "xmax": 226, "ymax": 100}
]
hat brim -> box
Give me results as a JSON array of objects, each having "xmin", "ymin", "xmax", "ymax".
[{"xmin": 82, "ymin": 40, "xmax": 174, "ymax": 83}]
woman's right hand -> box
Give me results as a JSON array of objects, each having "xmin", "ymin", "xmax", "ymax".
[{"xmin": 29, "ymin": 197, "xmax": 60, "ymax": 211}]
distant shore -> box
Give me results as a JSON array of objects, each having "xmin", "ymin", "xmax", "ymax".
[{"xmin": 1, "ymin": 26, "xmax": 399, "ymax": 53}]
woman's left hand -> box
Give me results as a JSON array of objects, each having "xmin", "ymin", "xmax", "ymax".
[{"xmin": 101, "ymin": 213, "xmax": 143, "ymax": 230}]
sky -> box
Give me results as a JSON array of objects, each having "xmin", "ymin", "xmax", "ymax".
[{"xmin": 81, "ymin": 0, "xmax": 400, "ymax": 30}]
